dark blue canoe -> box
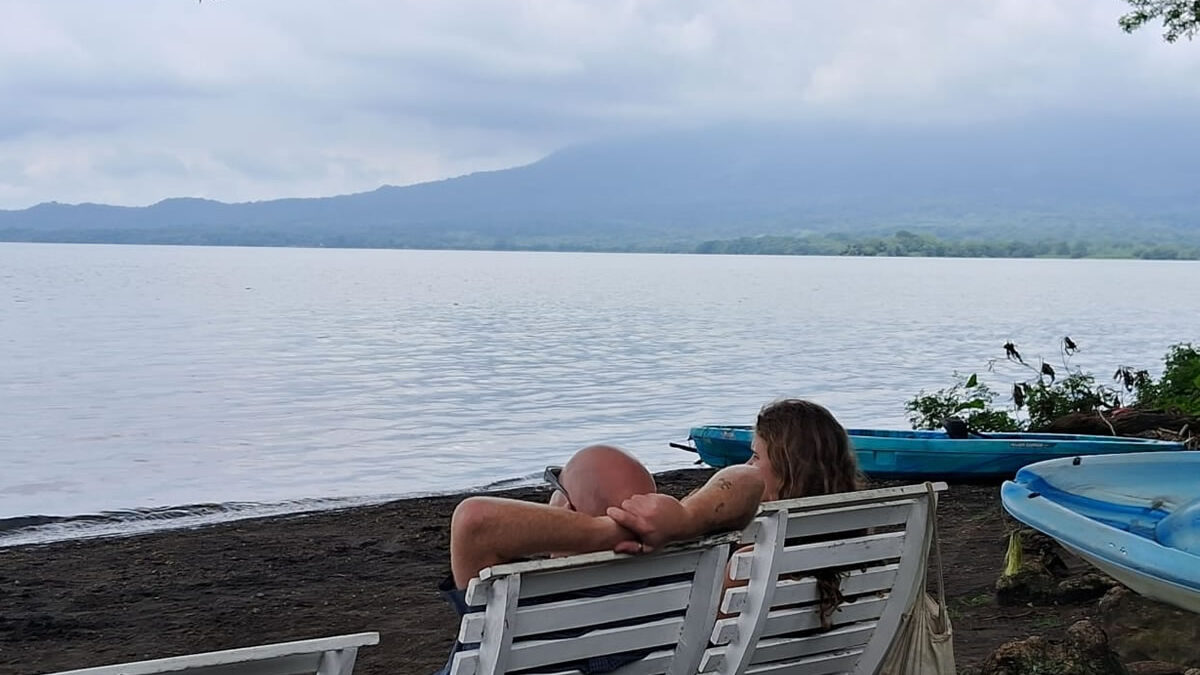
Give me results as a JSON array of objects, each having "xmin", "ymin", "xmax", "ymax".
[{"xmin": 683, "ymin": 425, "xmax": 1187, "ymax": 479}]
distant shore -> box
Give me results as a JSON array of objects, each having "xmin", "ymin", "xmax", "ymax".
[
  {"xmin": 2, "ymin": 238, "xmax": 1197, "ymax": 261},
  {"xmin": 1, "ymin": 469, "xmax": 1120, "ymax": 675}
]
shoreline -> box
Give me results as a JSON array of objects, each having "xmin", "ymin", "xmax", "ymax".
[
  {"xmin": 0, "ymin": 469, "xmax": 1131, "ymax": 675},
  {"xmin": 3, "ymin": 240, "xmax": 1198, "ymax": 262},
  {"xmin": 0, "ymin": 467, "xmax": 618, "ymax": 548}
]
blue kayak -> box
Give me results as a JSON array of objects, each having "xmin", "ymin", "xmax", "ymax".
[
  {"xmin": 1002, "ymin": 452, "xmax": 1200, "ymax": 613},
  {"xmin": 684, "ymin": 425, "xmax": 1186, "ymax": 479}
]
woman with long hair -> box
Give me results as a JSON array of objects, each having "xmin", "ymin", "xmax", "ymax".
[
  {"xmin": 746, "ymin": 398, "xmax": 864, "ymax": 627},
  {"xmin": 748, "ymin": 398, "xmax": 862, "ymax": 501}
]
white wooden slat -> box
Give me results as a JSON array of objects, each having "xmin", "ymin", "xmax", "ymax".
[
  {"xmin": 729, "ymin": 548, "xmax": 756, "ymax": 582},
  {"xmin": 776, "ymin": 531, "xmax": 905, "ymax": 575},
  {"xmin": 453, "ymin": 617, "xmax": 685, "ymax": 675},
  {"xmin": 700, "ymin": 623, "xmax": 875, "ymax": 673},
  {"xmin": 609, "ymin": 649, "xmax": 676, "ymax": 675},
  {"xmin": 783, "ymin": 500, "xmax": 913, "ymax": 540},
  {"xmin": 668, "ymin": 543, "xmax": 730, "ymax": 675},
  {"xmin": 509, "ymin": 616, "xmax": 685, "ymax": 672},
  {"xmin": 476, "ymin": 575, "xmax": 520, "ymax": 675},
  {"xmin": 534, "ymin": 650, "xmax": 686, "ymax": 675},
  {"xmin": 759, "ymin": 595, "xmax": 887, "ymax": 639},
  {"xmin": 741, "ymin": 483, "xmax": 946, "ymax": 544},
  {"xmin": 315, "ymin": 648, "xmax": 358, "ymax": 675},
  {"xmin": 78, "ymin": 655, "xmax": 320, "ymax": 675},
  {"xmin": 744, "ymin": 649, "xmax": 862, "ymax": 675},
  {"xmin": 450, "ymin": 650, "xmax": 477, "ymax": 675},
  {"xmin": 712, "ymin": 595, "xmax": 888, "ymax": 645},
  {"xmin": 851, "ymin": 491, "xmax": 934, "ymax": 675},
  {"xmin": 698, "ymin": 648, "xmax": 728, "ymax": 673},
  {"xmin": 748, "ymin": 622, "xmax": 876, "ymax": 665},
  {"xmin": 713, "ymin": 511, "xmax": 786, "ymax": 675},
  {"xmin": 478, "ymin": 531, "xmax": 741, "ymax": 579},
  {"xmin": 459, "ymin": 581, "xmax": 693, "ymax": 643},
  {"xmin": 730, "ymin": 532, "xmax": 904, "ymax": 583},
  {"xmin": 47, "ymin": 634, "xmax": 380, "ymax": 675},
  {"xmin": 721, "ymin": 564, "xmax": 899, "ymax": 614},
  {"xmin": 700, "ymin": 619, "xmax": 878, "ymax": 672},
  {"xmin": 467, "ymin": 548, "xmax": 706, "ymax": 605}
]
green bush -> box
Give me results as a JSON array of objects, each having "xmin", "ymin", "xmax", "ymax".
[
  {"xmin": 1019, "ymin": 372, "xmax": 1123, "ymax": 430},
  {"xmin": 905, "ymin": 373, "xmax": 1023, "ymax": 432},
  {"xmin": 1135, "ymin": 343, "xmax": 1200, "ymax": 415},
  {"xmin": 905, "ymin": 338, "xmax": 1199, "ymax": 432}
]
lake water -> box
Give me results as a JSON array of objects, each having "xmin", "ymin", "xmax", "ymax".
[{"xmin": 2, "ymin": 243, "xmax": 1197, "ymax": 545}]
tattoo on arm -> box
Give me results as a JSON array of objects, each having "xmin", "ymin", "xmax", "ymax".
[{"xmin": 718, "ymin": 478, "xmax": 732, "ymax": 491}]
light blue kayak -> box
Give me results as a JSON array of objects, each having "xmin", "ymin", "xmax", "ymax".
[
  {"xmin": 1001, "ymin": 452, "xmax": 1200, "ymax": 613},
  {"xmin": 683, "ymin": 425, "xmax": 1186, "ymax": 479}
]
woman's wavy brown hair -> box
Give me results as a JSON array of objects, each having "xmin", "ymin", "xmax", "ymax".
[
  {"xmin": 755, "ymin": 398, "xmax": 862, "ymax": 499},
  {"xmin": 755, "ymin": 398, "xmax": 864, "ymax": 628}
]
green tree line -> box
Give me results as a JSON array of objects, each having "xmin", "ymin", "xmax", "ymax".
[{"xmin": 695, "ymin": 230, "xmax": 1200, "ymax": 260}]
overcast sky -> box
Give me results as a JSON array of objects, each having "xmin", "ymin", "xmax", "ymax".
[{"xmin": 1, "ymin": 0, "xmax": 1197, "ymax": 210}]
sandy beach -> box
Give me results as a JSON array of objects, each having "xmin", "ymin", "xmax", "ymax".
[{"xmin": 0, "ymin": 470, "xmax": 1120, "ymax": 675}]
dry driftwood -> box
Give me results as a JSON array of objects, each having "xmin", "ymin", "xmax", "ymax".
[{"xmin": 1038, "ymin": 409, "xmax": 1198, "ymax": 449}]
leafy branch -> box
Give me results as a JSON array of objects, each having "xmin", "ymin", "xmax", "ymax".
[{"xmin": 906, "ymin": 338, "xmax": 1197, "ymax": 432}]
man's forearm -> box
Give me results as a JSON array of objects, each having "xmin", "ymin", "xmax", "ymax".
[{"xmin": 450, "ymin": 496, "xmax": 631, "ymax": 587}]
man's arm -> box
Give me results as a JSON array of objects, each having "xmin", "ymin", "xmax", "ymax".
[
  {"xmin": 606, "ymin": 465, "xmax": 764, "ymax": 553},
  {"xmin": 450, "ymin": 496, "xmax": 635, "ymax": 588}
]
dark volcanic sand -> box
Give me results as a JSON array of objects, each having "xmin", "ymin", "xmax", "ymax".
[{"xmin": 1, "ymin": 471, "xmax": 1102, "ymax": 675}]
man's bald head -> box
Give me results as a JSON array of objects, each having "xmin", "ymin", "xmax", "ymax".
[{"xmin": 558, "ymin": 445, "xmax": 656, "ymax": 516}]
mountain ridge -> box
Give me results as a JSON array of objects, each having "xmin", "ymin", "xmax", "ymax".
[{"xmin": 3, "ymin": 119, "xmax": 1198, "ymax": 250}]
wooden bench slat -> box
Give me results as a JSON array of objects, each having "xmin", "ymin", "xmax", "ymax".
[
  {"xmin": 721, "ymin": 563, "xmax": 900, "ymax": 613},
  {"xmin": 777, "ymin": 531, "xmax": 905, "ymax": 575},
  {"xmin": 783, "ymin": 500, "xmax": 913, "ymax": 539},
  {"xmin": 477, "ymin": 531, "xmax": 740, "ymax": 578},
  {"xmin": 45, "ymin": 634, "xmax": 380, "ymax": 675},
  {"xmin": 455, "ymin": 617, "xmax": 685, "ymax": 674},
  {"xmin": 759, "ymin": 595, "xmax": 888, "ymax": 639},
  {"xmin": 700, "ymin": 621, "xmax": 876, "ymax": 673},
  {"xmin": 749, "ymin": 622, "xmax": 876, "ymax": 665},
  {"xmin": 668, "ymin": 544, "xmax": 730, "ymax": 675},
  {"xmin": 744, "ymin": 649, "xmax": 862, "ymax": 675},
  {"xmin": 459, "ymin": 581, "xmax": 693, "ymax": 643},
  {"xmin": 730, "ymin": 531, "xmax": 905, "ymax": 581},
  {"xmin": 754, "ymin": 482, "xmax": 945, "ymax": 514},
  {"xmin": 467, "ymin": 547, "xmax": 708, "ymax": 605},
  {"xmin": 607, "ymin": 649, "xmax": 675, "ymax": 675},
  {"xmin": 712, "ymin": 595, "xmax": 888, "ymax": 645}
]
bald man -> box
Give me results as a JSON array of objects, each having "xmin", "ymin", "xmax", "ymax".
[
  {"xmin": 448, "ymin": 444, "xmax": 763, "ymax": 587},
  {"xmin": 432, "ymin": 445, "xmax": 761, "ymax": 674},
  {"xmin": 433, "ymin": 445, "xmax": 762, "ymax": 675}
]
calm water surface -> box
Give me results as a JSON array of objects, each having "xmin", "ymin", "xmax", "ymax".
[{"xmin": 2, "ymin": 243, "xmax": 1197, "ymax": 544}]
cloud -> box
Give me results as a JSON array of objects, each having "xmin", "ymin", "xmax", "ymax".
[{"xmin": 0, "ymin": 0, "xmax": 1197, "ymax": 209}]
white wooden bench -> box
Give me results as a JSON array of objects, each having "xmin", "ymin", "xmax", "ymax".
[
  {"xmin": 448, "ymin": 532, "xmax": 740, "ymax": 675},
  {"xmin": 700, "ymin": 483, "xmax": 947, "ymax": 675},
  {"xmin": 44, "ymin": 632, "xmax": 379, "ymax": 675}
]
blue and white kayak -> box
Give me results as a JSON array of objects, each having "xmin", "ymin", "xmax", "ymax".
[
  {"xmin": 682, "ymin": 425, "xmax": 1186, "ymax": 479},
  {"xmin": 1001, "ymin": 452, "xmax": 1200, "ymax": 613}
]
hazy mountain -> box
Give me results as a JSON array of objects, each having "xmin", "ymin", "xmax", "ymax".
[{"xmin": 3, "ymin": 118, "xmax": 1198, "ymax": 250}]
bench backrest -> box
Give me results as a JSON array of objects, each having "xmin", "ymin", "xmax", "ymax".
[
  {"xmin": 450, "ymin": 533, "xmax": 739, "ymax": 675},
  {"xmin": 44, "ymin": 632, "xmax": 380, "ymax": 675},
  {"xmin": 701, "ymin": 483, "xmax": 946, "ymax": 675}
]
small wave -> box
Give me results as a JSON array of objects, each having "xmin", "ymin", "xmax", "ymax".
[
  {"xmin": 0, "ymin": 473, "xmax": 551, "ymax": 548},
  {"xmin": 0, "ymin": 497, "xmax": 392, "ymax": 548},
  {"xmin": 473, "ymin": 470, "xmax": 543, "ymax": 491}
]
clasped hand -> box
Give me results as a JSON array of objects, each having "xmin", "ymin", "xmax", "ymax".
[{"xmin": 607, "ymin": 492, "xmax": 691, "ymax": 554}]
